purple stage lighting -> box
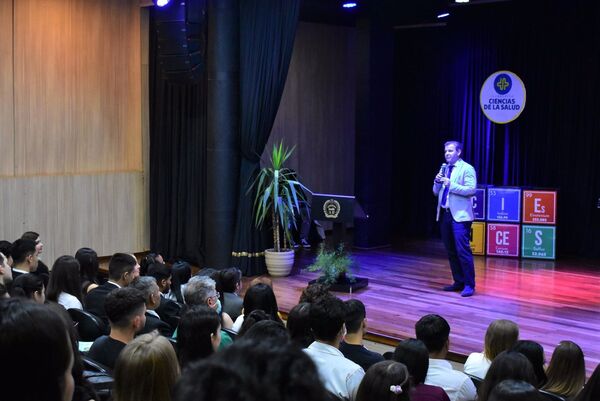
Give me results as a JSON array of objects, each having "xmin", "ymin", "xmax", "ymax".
[
  {"xmin": 437, "ymin": 12, "xmax": 450, "ymax": 18},
  {"xmin": 154, "ymin": 0, "xmax": 170, "ymax": 7},
  {"xmin": 342, "ymin": 2, "xmax": 357, "ymax": 8}
]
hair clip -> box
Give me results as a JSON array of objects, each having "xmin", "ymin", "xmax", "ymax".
[{"xmin": 390, "ymin": 385, "xmax": 403, "ymax": 394}]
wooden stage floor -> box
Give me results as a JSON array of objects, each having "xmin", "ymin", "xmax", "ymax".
[{"xmin": 258, "ymin": 240, "xmax": 600, "ymax": 375}]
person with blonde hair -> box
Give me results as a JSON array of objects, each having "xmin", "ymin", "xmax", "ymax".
[
  {"xmin": 113, "ymin": 332, "xmax": 180, "ymax": 401},
  {"xmin": 542, "ymin": 340, "xmax": 585, "ymax": 400},
  {"xmin": 464, "ymin": 319, "xmax": 519, "ymax": 378}
]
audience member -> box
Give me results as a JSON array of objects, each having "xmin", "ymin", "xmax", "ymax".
[
  {"xmin": 148, "ymin": 261, "xmax": 182, "ymax": 328},
  {"xmin": 87, "ymin": 287, "xmax": 146, "ymax": 370},
  {"xmin": 287, "ymin": 302, "xmax": 315, "ymax": 348},
  {"xmin": 356, "ymin": 360, "xmax": 411, "ymax": 401},
  {"xmin": 10, "ymin": 273, "xmax": 45, "ymax": 304},
  {"xmin": 21, "ymin": 231, "xmax": 50, "ymax": 284},
  {"xmin": 340, "ymin": 299, "xmax": 384, "ymax": 371},
  {"xmin": 177, "ymin": 305, "xmax": 221, "ymax": 368},
  {"xmin": 249, "ymin": 275, "xmax": 272, "ymax": 288},
  {"xmin": 0, "ymin": 298, "xmax": 74, "ymax": 401},
  {"xmin": 542, "ymin": 340, "xmax": 585, "ymax": 400},
  {"xmin": 46, "ymin": 255, "xmax": 83, "ymax": 309},
  {"xmin": 477, "ymin": 351, "xmax": 538, "ymax": 401},
  {"xmin": 299, "ymin": 282, "xmax": 331, "ymax": 304},
  {"xmin": 11, "ymin": 239, "xmax": 39, "ymax": 278},
  {"xmin": 415, "ymin": 314, "xmax": 476, "ymax": 401},
  {"xmin": 488, "ymin": 380, "xmax": 544, "ymax": 401},
  {"xmin": 75, "ymin": 247, "xmax": 101, "ymax": 294},
  {"xmin": 0, "ymin": 240, "xmax": 13, "ymax": 266},
  {"xmin": 242, "ymin": 320, "xmax": 289, "ymax": 345},
  {"xmin": 511, "ymin": 340, "xmax": 547, "ymax": 387},
  {"xmin": 169, "ymin": 260, "xmax": 191, "ymax": 303},
  {"xmin": 130, "ymin": 276, "xmax": 173, "ymax": 337},
  {"xmin": 304, "ymin": 296, "xmax": 365, "ymax": 401},
  {"xmin": 393, "ymin": 338, "xmax": 450, "ymax": 401},
  {"xmin": 174, "ymin": 339, "xmax": 329, "ymax": 401},
  {"xmin": 220, "ymin": 267, "xmax": 244, "ymax": 321},
  {"xmin": 572, "ymin": 363, "xmax": 600, "ymax": 401},
  {"xmin": 237, "ymin": 309, "xmax": 271, "ymax": 336},
  {"xmin": 84, "ymin": 252, "xmax": 140, "ymax": 324},
  {"xmin": 232, "ymin": 282, "xmax": 283, "ymax": 332},
  {"xmin": 113, "ymin": 332, "xmax": 180, "ymax": 401},
  {"xmin": 0, "ymin": 251, "xmax": 13, "ymax": 289},
  {"xmin": 139, "ymin": 252, "xmax": 164, "ymax": 276},
  {"xmin": 464, "ymin": 319, "xmax": 519, "ymax": 379}
]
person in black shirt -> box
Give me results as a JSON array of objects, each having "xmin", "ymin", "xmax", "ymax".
[{"xmin": 339, "ymin": 299, "xmax": 384, "ymax": 371}]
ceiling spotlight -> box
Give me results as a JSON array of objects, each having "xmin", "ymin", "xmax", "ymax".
[
  {"xmin": 455, "ymin": 0, "xmax": 470, "ymax": 3},
  {"xmin": 342, "ymin": 2, "xmax": 358, "ymax": 8},
  {"xmin": 153, "ymin": 0, "xmax": 171, "ymax": 7},
  {"xmin": 437, "ymin": 12, "xmax": 450, "ymax": 18}
]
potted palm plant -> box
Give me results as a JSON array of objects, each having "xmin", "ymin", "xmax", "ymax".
[{"xmin": 251, "ymin": 141, "xmax": 306, "ymax": 276}]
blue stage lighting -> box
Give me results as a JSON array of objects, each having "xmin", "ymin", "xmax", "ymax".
[
  {"xmin": 154, "ymin": 0, "xmax": 170, "ymax": 7},
  {"xmin": 437, "ymin": 12, "xmax": 450, "ymax": 18},
  {"xmin": 342, "ymin": 2, "xmax": 357, "ymax": 8}
]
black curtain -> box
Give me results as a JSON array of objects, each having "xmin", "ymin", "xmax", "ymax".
[
  {"xmin": 149, "ymin": 10, "xmax": 208, "ymax": 265},
  {"xmin": 231, "ymin": 0, "xmax": 300, "ymax": 276},
  {"xmin": 392, "ymin": 1, "xmax": 600, "ymax": 257}
]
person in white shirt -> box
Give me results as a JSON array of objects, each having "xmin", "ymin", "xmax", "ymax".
[
  {"xmin": 415, "ymin": 314, "xmax": 477, "ymax": 401},
  {"xmin": 304, "ymin": 296, "xmax": 365, "ymax": 401},
  {"xmin": 46, "ymin": 255, "xmax": 84, "ymax": 310},
  {"xmin": 464, "ymin": 319, "xmax": 519, "ymax": 379}
]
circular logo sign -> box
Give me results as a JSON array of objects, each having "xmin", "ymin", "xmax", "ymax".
[
  {"xmin": 323, "ymin": 199, "xmax": 341, "ymax": 219},
  {"xmin": 480, "ymin": 70, "xmax": 526, "ymax": 124}
]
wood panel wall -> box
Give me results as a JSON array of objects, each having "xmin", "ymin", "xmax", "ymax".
[
  {"xmin": 268, "ymin": 22, "xmax": 357, "ymax": 196},
  {"xmin": 0, "ymin": 0, "xmax": 148, "ymax": 263}
]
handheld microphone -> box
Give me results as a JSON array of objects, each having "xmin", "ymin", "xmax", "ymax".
[{"xmin": 438, "ymin": 163, "xmax": 447, "ymax": 176}]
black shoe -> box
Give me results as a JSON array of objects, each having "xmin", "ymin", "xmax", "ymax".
[{"xmin": 442, "ymin": 283, "xmax": 464, "ymax": 292}]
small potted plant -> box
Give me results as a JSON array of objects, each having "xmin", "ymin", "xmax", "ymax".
[
  {"xmin": 306, "ymin": 243, "xmax": 356, "ymax": 285},
  {"xmin": 251, "ymin": 141, "xmax": 306, "ymax": 276}
]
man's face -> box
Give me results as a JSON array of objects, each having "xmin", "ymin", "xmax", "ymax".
[
  {"xmin": 130, "ymin": 255, "xmax": 141, "ymax": 279},
  {"xmin": 160, "ymin": 276, "xmax": 172, "ymax": 293},
  {"xmin": 206, "ymin": 291, "xmax": 219, "ymax": 310},
  {"xmin": 444, "ymin": 144, "xmax": 461, "ymax": 165},
  {"xmin": 35, "ymin": 238, "xmax": 44, "ymax": 255}
]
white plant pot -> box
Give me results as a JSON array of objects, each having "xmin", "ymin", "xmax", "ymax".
[{"xmin": 264, "ymin": 248, "xmax": 295, "ymax": 277}]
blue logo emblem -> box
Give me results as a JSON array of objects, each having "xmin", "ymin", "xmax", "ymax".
[{"xmin": 494, "ymin": 73, "xmax": 512, "ymax": 95}]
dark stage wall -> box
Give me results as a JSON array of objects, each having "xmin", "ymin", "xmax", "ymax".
[{"xmin": 392, "ymin": 1, "xmax": 600, "ymax": 258}]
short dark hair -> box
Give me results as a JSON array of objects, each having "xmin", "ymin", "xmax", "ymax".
[
  {"xmin": 139, "ymin": 253, "xmax": 160, "ymax": 276},
  {"xmin": 11, "ymin": 239, "xmax": 37, "ymax": 265},
  {"xmin": 242, "ymin": 320, "xmax": 289, "ymax": 345},
  {"xmin": 299, "ymin": 283, "xmax": 331, "ymax": 304},
  {"xmin": 10, "ymin": 273, "xmax": 44, "ymax": 300},
  {"xmin": 220, "ymin": 267, "xmax": 242, "ymax": 293},
  {"xmin": 21, "ymin": 231, "xmax": 40, "ymax": 241},
  {"xmin": 444, "ymin": 140, "xmax": 463, "ymax": 152},
  {"xmin": 104, "ymin": 287, "xmax": 146, "ymax": 328},
  {"xmin": 309, "ymin": 296, "xmax": 347, "ymax": 342},
  {"xmin": 0, "ymin": 299, "xmax": 72, "ymax": 401},
  {"xmin": 287, "ymin": 302, "xmax": 314, "ymax": 348},
  {"xmin": 178, "ymin": 305, "xmax": 220, "ymax": 368},
  {"xmin": 46, "ymin": 255, "xmax": 82, "ymax": 304},
  {"xmin": 478, "ymin": 351, "xmax": 537, "ymax": 401},
  {"xmin": 488, "ymin": 380, "xmax": 544, "ymax": 401},
  {"xmin": 0, "ymin": 240, "xmax": 12, "ymax": 259},
  {"xmin": 148, "ymin": 262, "xmax": 171, "ymax": 282},
  {"xmin": 415, "ymin": 314, "xmax": 450, "ymax": 353},
  {"xmin": 108, "ymin": 253, "xmax": 137, "ymax": 281},
  {"xmin": 344, "ymin": 299, "xmax": 366, "ymax": 333},
  {"xmin": 393, "ymin": 338, "xmax": 430, "ymax": 385}
]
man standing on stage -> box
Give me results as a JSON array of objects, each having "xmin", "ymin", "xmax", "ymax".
[{"xmin": 433, "ymin": 141, "xmax": 477, "ymax": 297}]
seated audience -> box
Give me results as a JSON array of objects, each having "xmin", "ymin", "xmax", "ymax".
[
  {"xmin": 148, "ymin": 261, "xmax": 182, "ymax": 328},
  {"xmin": 46, "ymin": 255, "xmax": 83, "ymax": 310},
  {"xmin": 464, "ymin": 319, "xmax": 519, "ymax": 379},
  {"xmin": 572, "ymin": 363, "xmax": 600, "ymax": 401},
  {"xmin": 0, "ymin": 240, "xmax": 13, "ymax": 266},
  {"xmin": 477, "ymin": 351, "xmax": 538, "ymax": 401},
  {"xmin": 84, "ymin": 252, "xmax": 140, "ymax": 324},
  {"xmin": 511, "ymin": 340, "xmax": 547, "ymax": 387},
  {"xmin": 10, "ymin": 273, "xmax": 45, "ymax": 304},
  {"xmin": 393, "ymin": 338, "xmax": 450, "ymax": 401},
  {"xmin": 249, "ymin": 275, "xmax": 272, "ymax": 288},
  {"xmin": 415, "ymin": 314, "xmax": 476, "ymax": 401},
  {"xmin": 0, "ymin": 251, "xmax": 13, "ymax": 289},
  {"xmin": 304, "ymin": 296, "xmax": 365, "ymax": 401},
  {"xmin": 113, "ymin": 332, "xmax": 180, "ymax": 401},
  {"xmin": 21, "ymin": 231, "xmax": 50, "ymax": 284},
  {"xmin": 237, "ymin": 309, "xmax": 271, "ymax": 336},
  {"xmin": 139, "ymin": 252, "xmax": 164, "ymax": 276},
  {"xmin": 220, "ymin": 267, "xmax": 244, "ymax": 321},
  {"xmin": 299, "ymin": 282, "xmax": 332, "ymax": 304},
  {"xmin": 232, "ymin": 282, "xmax": 283, "ymax": 332},
  {"xmin": 131, "ymin": 276, "xmax": 173, "ymax": 337},
  {"xmin": 169, "ymin": 260, "xmax": 191, "ymax": 303},
  {"xmin": 11, "ymin": 239, "xmax": 39, "ymax": 279},
  {"xmin": 488, "ymin": 380, "xmax": 544, "ymax": 401},
  {"xmin": 174, "ymin": 339, "xmax": 329, "ymax": 401},
  {"xmin": 87, "ymin": 287, "xmax": 146, "ymax": 370},
  {"xmin": 242, "ymin": 320, "xmax": 289, "ymax": 345},
  {"xmin": 287, "ymin": 302, "xmax": 314, "ymax": 348},
  {"xmin": 541, "ymin": 340, "xmax": 585, "ymax": 400},
  {"xmin": 0, "ymin": 298, "xmax": 74, "ymax": 401},
  {"xmin": 177, "ymin": 305, "xmax": 221, "ymax": 369},
  {"xmin": 356, "ymin": 360, "xmax": 411, "ymax": 401},
  {"xmin": 75, "ymin": 247, "xmax": 102, "ymax": 294},
  {"xmin": 340, "ymin": 299, "xmax": 384, "ymax": 371}
]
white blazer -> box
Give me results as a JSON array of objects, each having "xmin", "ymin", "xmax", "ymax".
[{"xmin": 433, "ymin": 158, "xmax": 477, "ymax": 222}]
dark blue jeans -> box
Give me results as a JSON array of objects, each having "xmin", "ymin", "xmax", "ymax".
[{"xmin": 440, "ymin": 209, "xmax": 475, "ymax": 288}]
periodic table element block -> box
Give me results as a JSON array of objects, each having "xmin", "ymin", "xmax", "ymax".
[
  {"xmin": 522, "ymin": 190, "xmax": 557, "ymax": 224},
  {"xmin": 472, "ymin": 188, "xmax": 486, "ymax": 221},
  {"xmin": 487, "ymin": 223, "xmax": 520, "ymax": 257},
  {"xmin": 487, "ymin": 187, "xmax": 521, "ymax": 223},
  {"xmin": 522, "ymin": 225, "xmax": 556, "ymax": 260},
  {"xmin": 470, "ymin": 222, "xmax": 486, "ymax": 255}
]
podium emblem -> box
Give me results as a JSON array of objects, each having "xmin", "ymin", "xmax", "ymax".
[{"xmin": 323, "ymin": 199, "xmax": 341, "ymax": 219}]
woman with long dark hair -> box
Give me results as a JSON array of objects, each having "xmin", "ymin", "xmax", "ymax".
[
  {"xmin": 47, "ymin": 255, "xmax": 83, "ymax": 309},
  {"xmin": 75, "ymin": 247, "xmax": 101, "ymax": 294},
  {"xmin": 232, "ymin": 283, "xmax": 282, "ymax": 332},
  {"xmin": 177, "ymin": 305, "xmax": 221, "ymax": 369}
]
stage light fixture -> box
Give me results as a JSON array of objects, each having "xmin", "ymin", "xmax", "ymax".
[
  {"xmin": 437, "ymin": 12, "xmax": 450, "ymax": 18},
  {"xmin": 455, "ymin": 0, "xmax": 470, "ymax": 3},
  {"xmin": 153, "ymin": 0, "xmax": 171, "ymax": 7},
  {"xmin": 342, "ymin": 2, "xmax": 357, "ymax": 9}
]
